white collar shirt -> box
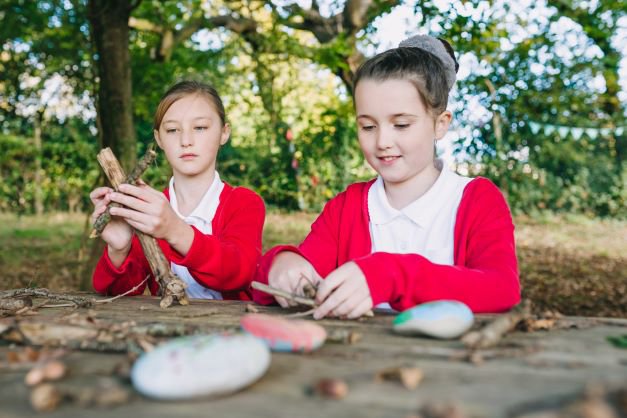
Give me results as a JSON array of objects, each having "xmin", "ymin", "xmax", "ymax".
[
  {"xmin": 367, "ymin": 161, "xmax": 472, "ymax": 308},
  {"xmin": 168, "ymin": 171, "xmax": 224, "ymax": 299}
]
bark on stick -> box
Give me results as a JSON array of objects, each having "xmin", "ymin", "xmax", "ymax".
[
  {"xmin": 90, "ymin": 145, "xmax": 157, "ymax": 238},
  {"xmin": 94, "ymin": 147, "xmax": 188, "ymax": 308}
]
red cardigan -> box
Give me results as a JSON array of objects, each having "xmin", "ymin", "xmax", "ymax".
[
  {"xmin": 93, "ymin": 183, "xmax": 265, "ymax": 300},
  {"xmin": 253, "ymin": 177, "xmax": 520, "ymax": 313}
]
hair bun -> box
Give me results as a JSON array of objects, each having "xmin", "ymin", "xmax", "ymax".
[{"xmin": 399, "ymin": 35, "xmax": 457, "ymax": 91}]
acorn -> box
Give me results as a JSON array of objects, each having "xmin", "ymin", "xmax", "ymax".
[
  {"xmin": 313, "ymin": 378, "xmax": 348, "ymax": 400},
  {"xmin": 24, "ymin": 367, "xmax": 45, "ymax": 386},
  {"xmin": 30, "ymin": 384, "xmax": 62, "ymax": 412},
  {"xmin": 42, "ymin": 361, "xmax": 67, "ymax": 381}
]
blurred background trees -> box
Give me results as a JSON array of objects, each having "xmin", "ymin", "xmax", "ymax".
[{"xmin": 0, "ymin": 0, "xmax": 625, "ymax": 217}]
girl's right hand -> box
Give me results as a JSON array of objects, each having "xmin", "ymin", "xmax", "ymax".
[
  {"xmin": 90, "ymin": 187, "xmax": 133, "ymax": 256},
  {"xmin": 268, "ymin": 251, "xmax": 322, "ymax": 308}
]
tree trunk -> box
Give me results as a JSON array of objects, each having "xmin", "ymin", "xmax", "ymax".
[
  {"xmin": 87, "ymin": 0, "xmax": 136, "ymax": 172},
  {"xmin": 33, "ymin": 113, "xmax": 44, "ymax": 216}
]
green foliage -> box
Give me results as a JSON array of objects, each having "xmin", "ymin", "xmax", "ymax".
[
  {"xmin": 439, "ymin": 1, "xmax": 626, "ymax": 218},
  {"xmin": 0, "ymin": 0, "xmax": 625, "ymax": 217},
  {"xmin": 0, "ymin": 120, "xmax": 98, "ymax": 214}
]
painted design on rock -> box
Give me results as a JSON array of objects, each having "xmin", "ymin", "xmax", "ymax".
[
  {"xmin": 393, "ymin": 300, "xmax": 474, "ymax": 339},
  {"xmin": 131, "ymin": 333, "xmax": 271, "ymax": 400},
  {"xmin": 241, "ymin": 313, "xmax": 327, "ymax": 353}
]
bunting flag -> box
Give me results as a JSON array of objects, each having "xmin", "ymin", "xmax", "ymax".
[{"xmin": 526, "ymin": 121, "xmax": 627, "ymax": 141}]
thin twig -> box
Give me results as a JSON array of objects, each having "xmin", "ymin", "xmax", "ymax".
[
  {"xmin": 251, "ymin": 281, "xmax": 375, "ymax": 318},
  {"xmin": 251, "ymin": 282, "xmax": 316, "ymax": 306},
  {"xmin": 285, "ymin": 308, "xmax": 316, "ymax": 318},
  {"xmin": 36, "ymin": 277, "xmax": 149, "ymax": 309},
  {"xmin": 93, "ymin": 276, "xmax": 150, "ymax": 304}
]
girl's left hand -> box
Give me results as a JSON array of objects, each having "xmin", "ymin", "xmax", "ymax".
[
  {"xmin": 313, "ymin": 262, "xmax": 373, "ymax": 320},
  {"xmin": 108, "ymin": 182, "xmax": 187, "ymax": 243}
]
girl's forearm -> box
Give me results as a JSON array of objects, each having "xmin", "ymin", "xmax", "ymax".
[
  {"xmin": 107, "ymin": 244, "xmax": 131, "ymax": 268},
  {"xmin": 165, "ymin": 219, "xmax": 195, "ymax": 256}
]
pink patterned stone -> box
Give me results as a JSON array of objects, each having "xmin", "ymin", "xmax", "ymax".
[{"xmin": 241, "ymin": 314, "xmax": 327, "ymax": 353}]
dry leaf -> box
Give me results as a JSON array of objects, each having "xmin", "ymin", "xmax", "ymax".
[
  {"xmin": 375, "ymin": 366, "xmax": 423, "ymax": 390},
  {"xmin": 327, "ymin": 329, "xmax": 362, "ymax": 344},
  {"xmin": 417, "ymin": 402, "xmax": 468, "ymax": 418},
  {"xmin": 245, "ymin": 304, "xmax": 260, "ymax": 313}
]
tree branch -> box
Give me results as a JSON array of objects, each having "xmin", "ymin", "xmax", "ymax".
[
  {"xmin": 90, "ymin": 144, "xmax": 157, "ymax": 238},
  {"xmin": 128, "ymin": 17, "xmax": 163, "ymax": 33}
]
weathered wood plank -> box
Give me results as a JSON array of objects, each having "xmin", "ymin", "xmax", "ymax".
[{"xmin": 0, "ymin": 296, "xmax": 626, "ymax": 418}]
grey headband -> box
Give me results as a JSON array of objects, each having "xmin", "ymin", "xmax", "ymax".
[{"xmin": 399, "ymin": 35, "xmax": 457, "ymax": 91}]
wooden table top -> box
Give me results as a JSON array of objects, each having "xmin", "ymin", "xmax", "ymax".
[{"xmin": 1, "ymin": 296, "xmax": 626, "ymax": 418}]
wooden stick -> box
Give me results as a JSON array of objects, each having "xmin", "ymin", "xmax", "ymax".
[
  {"xmin": 90, "ymin": 145, "xmax": 157, "ymax": 238},
  {"xmin": 0, "ymin": 279, "xmax": 149, "ymax": 311},
  {"xmin": 285, "ymin": 308, "xmax": 316, "ymax": 318},
  {"xmin": 461, "ymin": 300, "xmax": 532, "ymax": 349},
  {"xmin": 0, "ymin": 289, "xmax": 94, "ymax": 308},
  {"xmin": 93, "ymin": 148, "xmax": 188, "ymax": 308},
  {"xmin": 251, "ymin": 282, "xmax": 316, "ymax": 306},
  {"xmin": 251, "ymin": 281, "xmax": 374, "ymax": 318},
  {"xmin": 0, "ymin": 298, "xmax": 33, "ymax": 311}
]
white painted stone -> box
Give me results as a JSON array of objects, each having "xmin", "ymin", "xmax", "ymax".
[
  {"xmin": 131, "ymin": 333, "xmax": 271, "ymax": 400},
  {"xmin": 393, "ymin": 300, "xmax": 474, "ymax": 339}
]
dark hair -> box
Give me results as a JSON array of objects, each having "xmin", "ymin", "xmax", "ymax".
[
  {"xmin": 353, "ymin": 41, "xmax": 457, "ymax": 116},
  {"xmin": 153, "ymin": 81, "xmax": 226, "ymax": 130}
]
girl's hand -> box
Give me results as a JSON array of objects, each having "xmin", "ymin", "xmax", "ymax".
[
  {"xmin": 268, "ymin": 252, "xmax": 322, "ymax": 308},
  {"xmin": 313, "ymin": 262, "xmax": 373, "ymax": 320},
  {"xmin": 107, "ymin": 183, "xmax": 193, "ymax": 254},
  {"xmin": 89, "ymin": 187, "xmax": 133, "ymax": 256}
]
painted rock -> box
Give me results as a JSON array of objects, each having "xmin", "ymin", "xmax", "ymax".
[
  {"xmin": 392, "ymin": 300, "xmax": 474, "ymax": 339},
  {"xmin": 240, "ymin": 314, "xmax": 327, "ymax": 353},
  {"xmin": 131, "ymin": 333, "xmax": 270, "ymax": 400}
]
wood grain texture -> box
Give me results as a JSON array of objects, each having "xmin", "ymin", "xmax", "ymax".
[{"xmin": 1, "ymin": 296, "xmax": 625, "ymax": 417}]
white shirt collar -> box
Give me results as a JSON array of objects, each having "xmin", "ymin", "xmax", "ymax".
[
  {"xmin": 168, "ymin": 171, "xmax": 224, "ymax": 224},
  {"xmin": 368, "ymin": 176, "xmax": 401, "ymax": 225},
  {"xmin": 369, "ymin": 160, "xmax": 458, "ymax": 228}
]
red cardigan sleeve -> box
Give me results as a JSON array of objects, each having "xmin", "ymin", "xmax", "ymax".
[
  {"xmin": 93, "ymin": 187, "xmax": 265, "ymax": 298},
  {"xmin": 252, "ymin": 190, "xmax": 347, "ymax": 304},
  {"xmin": 165, "ymin": 187, "xmax": 265, "ymax": 293},
  {"xmin": 354, "ymin": 179, "xmax": 520, "ymax": 313},
  {"xmin": 92, "ymin": 235, "xmax": 159, "ymax": 296}
]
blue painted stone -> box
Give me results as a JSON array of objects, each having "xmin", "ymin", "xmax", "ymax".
[
  {"xmin": 131, "ymin": 333, "xmax": 270, "ymax": 400},
  {"xmin": 393, "ymin": 300, "xmax": 474, "ymax": 339}
]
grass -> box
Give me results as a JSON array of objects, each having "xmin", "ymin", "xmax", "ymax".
[{"xmin": 0, "ymin": 211, "xmax": 625, "ymax": 317}]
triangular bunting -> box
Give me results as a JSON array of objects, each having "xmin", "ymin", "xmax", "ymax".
[
  {"xmin": 529, "ymin": 121, "xmax": 541, "ymax": 135},
  {"xmin": 583, "ymin": 128, "xmax": 596, "ymax": 140},
  {"xmin": 557, "ymin": 126, "xmax": 570, "ymax": 138},
  {"xmin": 569, "ymin": 128, "xmax": 584, "ymax": 140},
  {"xmin": 525, "ymin": 121, "xmax": 627, "ymax": 139}
]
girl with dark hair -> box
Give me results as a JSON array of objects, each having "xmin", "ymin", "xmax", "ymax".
[{"xmin": 254, "ymin": 35, "xmax": 520, "ymax": 318}]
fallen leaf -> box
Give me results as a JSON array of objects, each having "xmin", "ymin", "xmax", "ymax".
[{"xmin": 375, "ymin": 366, "xmax": 423, "ymax": 390}]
